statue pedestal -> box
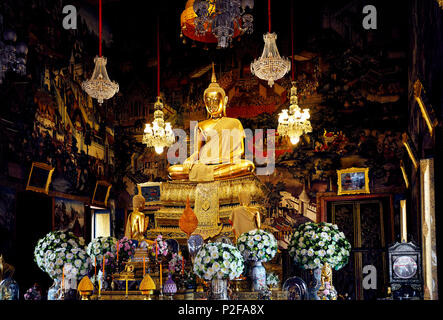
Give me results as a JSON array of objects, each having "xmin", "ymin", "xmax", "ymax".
[{"xmin": 146, "ymin": 175, "xmax": 266, "ymax": 243}]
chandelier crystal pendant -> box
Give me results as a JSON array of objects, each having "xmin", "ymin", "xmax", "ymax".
[
  {"xmin": 143, "ymin": 97, "xmax": 175, "ymax": 154},
  {"xmin": 250, "ymin": 0, "xmax": 290, "ymax": 87},
  {"xmin": 0, "ymin": 27, "xmax": 28, "ymax": 84},
  {"xmin": 277, "ymin": 81, "xmax": 312, "ymax": 145},
  {"xmin": 81, "ymin": 0, "xmax": 118, "ymax": 105},
  {"xmin": 182, "ymin": 0, "xmax": 254, "ymax": 49},
  {"xmin": 143, "ymin": 17, "xmax": 175, "ymax": 155}
]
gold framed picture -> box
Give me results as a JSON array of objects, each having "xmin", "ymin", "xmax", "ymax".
[
  {"xmin": 26, "ymin": 162, "xmax": 55, "ymax": 195},
  {"xmin": 337, "ymin": 167, "xmax": 370, "ymax": 196},
  {"xmin": 92, "ymin": 180, "xmax": 112, "ymax": 207},
  {"xmin": 137, "ymin": 182, "xmax": 161, "ymax": 206}
]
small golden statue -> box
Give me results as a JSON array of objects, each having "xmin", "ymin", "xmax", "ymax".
[
  {"xmin": 124, "ymin": 194, "xmax": 150, "ymax": 244},
  {"xmin": 0, "ymin": 255, "xmax": 19, "ymax": 300},
  {"xmin": 0, "ymin": 255, "xmax": 15, "ymax": 282},
  {"xmin": 119, "ymin": 264, "xmax": 136, "ymax": 280},
  {"xmin": 317, "ymin": 263, "xmax": 337, "ymax": 300},
  {"xmin": 168, "ymin": 63, "xmax": 255, "ymax": 181},
  {"xmin": 230, "ymin": 191, "xmax": 261, "ymax": 241}
]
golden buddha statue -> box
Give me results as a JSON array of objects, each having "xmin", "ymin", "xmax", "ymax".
[
  {"xmin": 229, "ymin": 191, "xmax": 261, "ymax": 241},
  {"xmin": 0, "ymin": 255, "xmax": 15, "ymax": 282},
  {"xmin": 124, "ymin": 194, "xmax": 150, "ymax": 243},
  {"xmin": 168, "ymin": 64, "xmax": 255, "ymax": 181}
]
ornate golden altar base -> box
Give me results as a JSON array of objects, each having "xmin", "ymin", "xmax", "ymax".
[
  {"xmin": 92, "ymin": 290, "xmax": 288, "ymax": 300},
  {"xmin": 146, "ymin": 175, "xmax": 266, "ymax": 243}
]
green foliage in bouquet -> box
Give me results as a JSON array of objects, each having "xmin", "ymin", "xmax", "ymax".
[
  {"xmin": 266, "ymin": 272, "xmax": 280, "ymax": 288},
  {"xmin": 236, "ymin": 229, "xmax": 278, "ymax": 262},
  {"xmin": 86, "ymin": 236, "xmax": 118, "ymax": 265},
  {"xmin": 193, "ymin": 242, "xmax": 244, "ymax": 281},
  {"xmin": 34, "ymin": 231, "xmax": 85, "ymax": 273},
  {"xmin": 44, "ymin": 246, "xmax": 91, "ymax": 280},
  {"xmin": 288, "ymin": 222, "xmax": 351, "ymax": 270}
]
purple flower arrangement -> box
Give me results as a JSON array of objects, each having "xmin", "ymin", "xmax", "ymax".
[
  {"xmin": 168, "ymin": 252, "xmax": 185, "ymax": 274},
  {"xmin": 151, "ymin": 235, "xmax": 168, "ymax": 258},
  {"xmin": 23, "ymin": 284, "xmax": 42, "ymax": 300},
  {"xmin": 117, "ymin": 237, "xmax": 136, "ymax": 263}
]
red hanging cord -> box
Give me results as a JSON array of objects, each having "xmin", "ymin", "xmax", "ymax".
[
  {"xmin": 291, "ymin": 0, "xmax": 294, "ymax": 81},
  {"xmin": 99, "ymin": 0, "xmax": 102, "ymax": 57},
  {"xmin": 268, "ymin": 0, "xmax": 271, "ymax": 33},
  {"xmin": 157, "ymin": 16, "xmax": 160, "ymax": 97}
]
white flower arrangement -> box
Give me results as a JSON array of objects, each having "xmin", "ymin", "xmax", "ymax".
[
  {"xmin": 34, "ymin": 231, "xmax": 85, "ymax": 273},
  {"xmin": 86, "ymin": 236, "xmax": 118, "ymax": 265},
  {"xmin": 193, "ymin": 242, "xmax": 244, "ymax": 280},
  {"xmin": 288, "ymin": 222, "xmax": 351, "ymax": 270},
  {"xmin": 44, "ymin": 246, "xmax": 91, "ymax": 280},
  {"xmin": 266, "ymin": 272, "xmax": 279, "ymax": 288},
  {"xmin": 236, "ymin": 229, "xmax": 278, "ymax": 262}
]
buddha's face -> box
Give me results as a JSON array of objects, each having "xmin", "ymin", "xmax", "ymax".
[{"xmin": 204, "ymin": 91, "xmax": 225, "ymax": 117}]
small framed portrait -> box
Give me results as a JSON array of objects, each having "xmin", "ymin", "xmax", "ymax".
[
  {"xmin": 337, "ymin": 167, "xmax": 370, "ymax": 195},
  {"xmin": 26, "ymin": 162, "xmax": 55, "ymax": 194},
  {"xmin": 137, "ymin": 182, "xmax": 161, "ymax": 204},
  {"xmin": 92, "ymin": 180, "xmax": 112, "ymax": 207}
]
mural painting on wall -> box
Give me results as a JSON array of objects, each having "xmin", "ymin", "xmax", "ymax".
[
  {"xmin": 31, "ymin": 63, "xmax": 113, "ymax": 198},
  {"xmin": 0, "ymin": 3, "xmax": 118, "ymax": 201},
  {"xmin": 53, "ymin": 197, "xmax": 86, "ymax": 239},
  {"xmin": 0, "ymin": 186, "xmax": 15, "ymax": 259}
]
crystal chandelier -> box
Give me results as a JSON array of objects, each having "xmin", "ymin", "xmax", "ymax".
[
  {"xmin": 0, "ymin": 25, "xmax": 28, "ymax": 84},
  {"xmin": 277, "ymin": 81, "xmax": 312, "ymax": 145},
  {"xmin": 143, "ymin": 18, "xmax": 175, "ymax": 155},
  {"xmin": 82, "ymin": 56, "xmax": 119, "ymax": 105},
  {"xmin": 81, "ymin": 0, "xmax": 118, "ymax": 105},
  {"xmin": 183, "ymin": 0, "xmax": 254, "ymax": 49},
  {"xmin": 143, "ymin": 96, "xmax": 175, "ymax": 154},
  {"xmin": 250, "ymin": 0, "xmax": 290, "ymax": 87}
]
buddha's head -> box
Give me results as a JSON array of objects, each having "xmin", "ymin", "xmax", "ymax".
[
  {"xmin": 133, "ymin": 194, "xmax": 146, "ymax": 211},
  {"xmin": 203, "ymin": 63, "xmax": 228, "ymax": 118},
  {"xmin": 238, "ymin": 190, "xmax": 251, "ymax": 206}
]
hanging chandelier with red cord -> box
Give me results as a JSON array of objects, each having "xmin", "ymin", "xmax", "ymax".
[
  {"xmin": 250, "ymin": 0, "xmax": 290, "ymax": 87},
  {"xmin": 142, "ymin": 17, "xmax": 175, "ymax": 155},
  {"xmin": 82, "ymin": 0, "xmax": 119, "ymax": 105},
  {"xmin": 277, "ymin": 0, "xmax": 312, "ymax": 145}
]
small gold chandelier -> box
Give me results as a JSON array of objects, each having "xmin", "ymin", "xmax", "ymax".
[
  {"xmin": 143, "ymin": 18, "xmax": 175, "ymax": 155},
  {"xmin": 250, "ymin": 0, "xmax": 290, "ymax": 87},
  {"xmin": 82, "ymin": 0, "xmax": 118, "ymax": 105},
  {"xmin": 143, "ymin": 96, "xmax": 175, "ymax": 154},
  {"xmin": 277, "ymin": 81, "xmax": 312, "ymax": 145}
]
